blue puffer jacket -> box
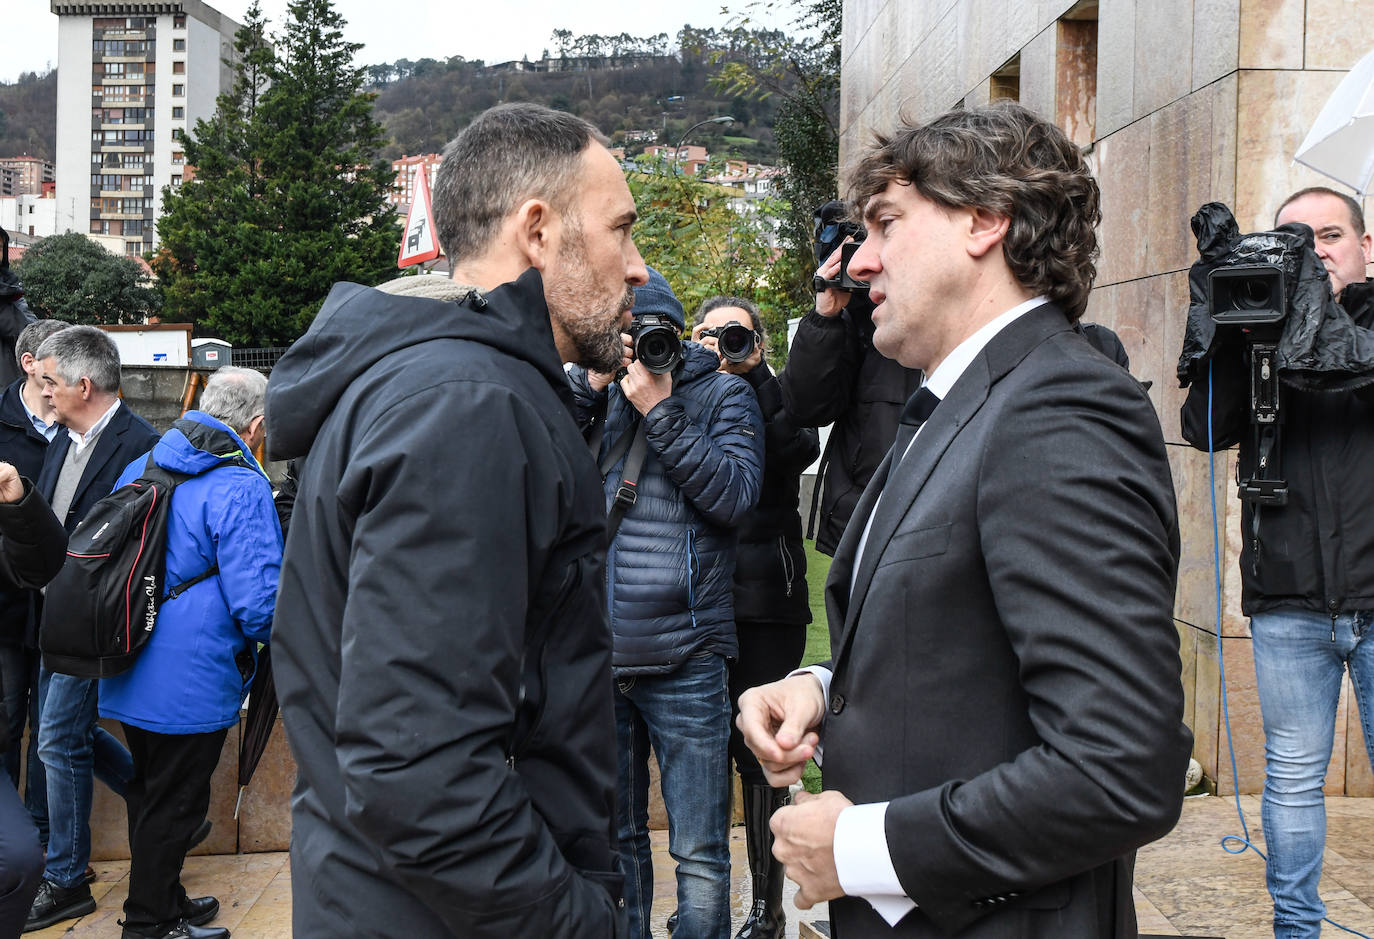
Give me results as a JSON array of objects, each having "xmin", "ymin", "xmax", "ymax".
[
  {"xmin": 569, "ymin": 342, "xmax": 764, "ymax": 675},
  {"xmin": 99, "ymin": 411, "xmax": 282, "ymax": 733}
]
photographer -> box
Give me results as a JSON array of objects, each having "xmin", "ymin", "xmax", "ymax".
[
  {"xmin": 691, "ymin": 298, "xmax": 818, "ymax": 939},
  {"xmin": 567, "ymin": 269, "xmax": 763, "ymax": 939},
  {"xmin": 778, "ymin": 204, "xmax": 924, "ymax": 556},
  {"xmin": 1181, "ymin": 186, "xmax": 1374, "ymax": 939},
  {"xmin": 782, "ymin": 202, "xmax": 1132, "ymax": 555}
]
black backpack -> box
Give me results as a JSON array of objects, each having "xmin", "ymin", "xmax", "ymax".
[{"xmin": 41, "ymin": 423, "xmax": 253, "ymax": 678}]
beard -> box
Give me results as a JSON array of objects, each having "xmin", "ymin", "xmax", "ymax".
[{"xmin": 545, "ymin": 227, "xmax": 634, "ymax": 373}]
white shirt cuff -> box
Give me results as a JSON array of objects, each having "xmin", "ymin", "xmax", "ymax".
[
  {"xmin": 788, "ymin": 666, "xmax": 831, "ymax": 765},
  {"xmin": 835, "ymin": 802, "xmax": 918, "ymax": 926}
]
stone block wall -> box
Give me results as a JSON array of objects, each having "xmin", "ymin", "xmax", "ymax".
[{"xmin": 840, "ymin": 0, "xmax": 1374, "ymax": 794}]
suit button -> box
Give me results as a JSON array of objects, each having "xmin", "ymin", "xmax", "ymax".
[{"xmin": 830, "ymin": 694, "xmax": 845, "ymax": 714}]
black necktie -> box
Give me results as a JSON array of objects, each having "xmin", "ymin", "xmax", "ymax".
[{"xmin": 892, "ymin": 387, "xmax": 940, "ymax": 460}]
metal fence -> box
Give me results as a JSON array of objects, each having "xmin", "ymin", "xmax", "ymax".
[{"xmin": 230, "ymin": 347, "xmax": 289, "ymax": 372}]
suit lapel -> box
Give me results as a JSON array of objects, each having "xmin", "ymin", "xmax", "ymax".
[
  {"xmin": 69, "ymin": 409, "xmax": 127, "ymax": 509},
  {"xmin": 37, "ymin": 432, "xmax": 69, "ymax": 501},
  {"xmin": 824, "ymin": 449, "xmax": 894, "ymax": 645},
  {"xmin": 832, "ymin": 303, "xmax": 1074, "ymax": 671}
]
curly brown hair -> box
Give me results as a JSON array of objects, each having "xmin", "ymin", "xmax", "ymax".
[{"xmin": 847, "ymin": 102, "xmax": 1101, "ymax": 319}]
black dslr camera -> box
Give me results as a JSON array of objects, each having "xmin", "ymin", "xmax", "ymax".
[
  {"xmin": 811, "ymin": 200, "xmax": 869, "ymax": 294},
  {"xmin": 700, "ymin": 321, "xmax": 758, "ymax": 363},
  {"xmin": 628, "ymin": 313, "xmax": 683, "ymax": 374}
]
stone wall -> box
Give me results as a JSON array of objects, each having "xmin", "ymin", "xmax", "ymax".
[{"xmin": 840, "ymin": 0, "xmax": 1374, "ymax": 794}]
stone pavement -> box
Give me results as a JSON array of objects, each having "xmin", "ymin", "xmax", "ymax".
[{"xmin": 28, "ymin": 795, "xmax": 1374, "ymax": 938}]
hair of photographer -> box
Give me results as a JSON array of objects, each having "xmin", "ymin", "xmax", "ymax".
[
  {"xmin": 694, "ymin": 295, "xmax": 762, "ymax": 335},
  {"xmin": 1275, "ymin": 186, "xmax": 1365, "ymax": 235}
]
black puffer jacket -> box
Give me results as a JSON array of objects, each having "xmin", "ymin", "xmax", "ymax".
[
  {"xmin": 780, "ymin": 308, "xmax": 923, "ymax": 556},
  {"xmin": 1181, "ymin": 279, "xmax": 1374, "ymax": 615},
  {"xmin": 734, "ymin": 362, "xmax": 818, "ymax": 625},
  {"xmin": 267, "ymin": 269, "xmax": 625, "ymax": 939}
]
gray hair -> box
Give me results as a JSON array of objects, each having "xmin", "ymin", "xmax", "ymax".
[
  {"xmin": 34, "ymin": 325, "xmax": 121, "ymax": 394},
  {"xmin": 199, "ymin": 366, "xmax": 267, "ymax": 434},
  {"xmin": 431, "ymin": 103, "xmax": 609, "ymax": 263},
  {"xmin": 15, "ymin": 320, "xmax": 71, "ymax": 371}
]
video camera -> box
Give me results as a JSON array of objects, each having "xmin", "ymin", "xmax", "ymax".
[
  {"xmin": 699, "ymin": 321, "xmax": 759, "ymax": 363},
  {"xmin": 811, "ymin": 200, "xmax": 869, "ymax": 295},
  {"xmin": 628, "ymin": 313, "xmax": 683, "ymax": 375}
]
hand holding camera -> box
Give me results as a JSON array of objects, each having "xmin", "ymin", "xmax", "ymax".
[{"xmin": 694, "ymin": 320, "xmax": 762, "ymax": 375}]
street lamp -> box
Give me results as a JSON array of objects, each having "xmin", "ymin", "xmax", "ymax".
[{"xmin": 673, "ymin": 115, "xmax": 735, "ymax": 173}]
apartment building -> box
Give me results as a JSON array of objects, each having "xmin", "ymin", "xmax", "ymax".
[
  {"xmin": 0, "ymin": 156, "xmax": 55, "ymax": 196},
  {"xmin": 51, "ymin": 0, "xmax": 241, "ymax": 256}
]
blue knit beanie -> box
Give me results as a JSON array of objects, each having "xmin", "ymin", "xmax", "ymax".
[{"xmin": 632, "ymin": 267, "xmax": 686, "ymax": 330}]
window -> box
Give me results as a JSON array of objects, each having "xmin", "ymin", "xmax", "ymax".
[
  {"xmin": 172, "ymin": 128, "xmax": 183, "ymax": 141},
  {"xmin": 990, "ymin": 54, "xmax": 1020, "ymax": 103},
  {"xmin": 124, "ymin": 219, "xmax": 143, "ymax": 235},
  {"xmin": 172, "ymin": 106, "xmax": 184, "ymax": 119},
  {"xmin": 172, "ymin": 84, "xmax": 184, "ymax": 97},
  {"xmin": 173, "ymin": 61, "xmax": 185, "ymax": 75},
  {"xmin": 171, "ymin": 174, "xmax": 183, "ymax": 187},
  {"xmin": 173, "ymin": 38, "xmax": 185, "ymax": 51},
  {"xmin": 173, "ymin": 14, "xmax": 186, "ymax": 29},
  {"xmin": 172, "ymin": 152, "xmax": 185, "ymax": 165}
]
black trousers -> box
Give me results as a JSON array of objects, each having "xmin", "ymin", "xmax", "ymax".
[
  {"xmin": 121, "ymin": 724, "xmax": 226, "ymax": 932},
  {"xmin": 728, "ymin": 620, "xmax": 807, "ymax": 787}
]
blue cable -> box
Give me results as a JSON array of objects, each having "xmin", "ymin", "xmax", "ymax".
[{"xmin": 1206, "ymin": 359, "xmax": 1372, "ymax": 938}]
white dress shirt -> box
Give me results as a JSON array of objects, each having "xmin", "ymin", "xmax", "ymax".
[
  {"xmin": 20, "ymin": 389, "xmax": 59, "ymax": 442},
  {"xmin": 800, "ymin": 296, "xmax": 1046, "ymax": 926},
  {"xmin": 67, "ymin": 399, "xmax": 121, "ymax": 454}
]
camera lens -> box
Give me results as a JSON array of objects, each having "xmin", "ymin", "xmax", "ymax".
[
  {"xmin": 718, "ymin": 323, "xmax": 756, "ymax": 363},
  {"xmin": 1235, "ymin": 279, "xmax": 1272, "ymax": 310}
]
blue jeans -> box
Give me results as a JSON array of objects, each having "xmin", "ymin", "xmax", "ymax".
[
  {"xmin": 36, "ymin": 668, "xmax": 133, "ymax": 886},
  {"xmin": 1251, "ymin": 608, "xmax": 1374, "ymax": 939},
  {"xmin": 0, "ymin": 645, "xmax": 45, "ymax": 839},
  {"xmin": 615, "ymin": 652, "xmax": 732, "ymax": 939}
]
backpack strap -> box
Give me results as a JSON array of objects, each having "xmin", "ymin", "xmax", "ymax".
[{"xmin": 165, "ymin": 564, "xmax": 218, "ymax": 601}]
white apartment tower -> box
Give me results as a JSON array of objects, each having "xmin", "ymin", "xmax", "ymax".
[{"xmin": 51, "ymin": 1, "xmax": 241, "ymax": 256}]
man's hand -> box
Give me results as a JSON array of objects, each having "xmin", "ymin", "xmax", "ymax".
[
  {"xmin": 815, "ymin": 243, "xmax": 854, "ymax": 317},
  {"xmin": 772, "ymin": 789, "xmax": 852, "ymax": 908},
  {"xmin": 737, "ymin": 674, "xmax": 825, "ymax": 786},
  {"xmin": 587, "ymin": 334, "xmax": 634, "ymax": 392},
  {"xmin": 620, "ymin": 360, "xmax": 674, "ymax": 416},
  {"xmin": 0, "ymin": 463, "xmax": 24, "ymax": 504}
]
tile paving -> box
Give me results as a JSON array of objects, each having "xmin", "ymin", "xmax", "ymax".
[{"xmin": 28, "ymin": 795, "xmax": 1374, "ymax": 938}]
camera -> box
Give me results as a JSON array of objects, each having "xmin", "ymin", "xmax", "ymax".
[
  {"xmin": 1208, "ymin": 264, "xmax": 1286, "ymax": 328},
  {"xmin": 812, "ymin": 200, "xmax": 869, "ymax": 295},
  {"xmin": 628, "ymin": 313, "xmax": 683, "ymax": 374},
  {"xmin": 700, "ymin": 321, "xmax": 758, "ymax": 363}
]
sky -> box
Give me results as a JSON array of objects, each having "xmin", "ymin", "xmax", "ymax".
[{"xmin": 4, "ymin": 0, "xmax": 798, "ymax": 83}]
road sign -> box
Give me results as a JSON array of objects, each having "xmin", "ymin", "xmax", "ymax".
[{"xmin": 398, "ymin": 165, "xmax": 441, "ymax": 267}]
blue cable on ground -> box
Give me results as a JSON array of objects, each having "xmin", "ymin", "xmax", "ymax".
[{"xmin": 1205, "ymin": 360, "xmax": 1372, "ymax": 938}]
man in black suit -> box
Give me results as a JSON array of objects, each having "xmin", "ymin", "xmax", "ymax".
[
  {"xmin": 737, "ymin": 103, "xmax": 1192, "ymax": 938},
  {"xmin": 25, "ymin": 325, "xmax": 158, "ymax": 932}
]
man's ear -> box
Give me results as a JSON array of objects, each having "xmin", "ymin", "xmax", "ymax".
[
  {"xmin": 511, "ymin": 198, "xmax": 558, "ymax": 270},
  {"xmin": 79, "ymin": 377, "xmax": 93, "ymax": 401},
  {"xmin": 966, "ymin": 208, "xmax": 1011, "ymax": 259},
  {"xmin": 19, "ymin": 353, "xmax": 34, "ymax": 375}
]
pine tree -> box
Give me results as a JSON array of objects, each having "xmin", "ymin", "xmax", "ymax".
[{"xmin": 154, "ymin": 0, "xmax": 399, "ymax": 346}]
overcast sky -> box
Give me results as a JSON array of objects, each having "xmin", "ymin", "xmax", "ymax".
[{"xmin": 4, "ymin": 0, "xmax": 799, "ymax": 83}]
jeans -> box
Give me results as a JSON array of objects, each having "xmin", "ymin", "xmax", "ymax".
[
  {"xmin": 615, "ymin": 652, "xmax": 732, "ymax": 939},
  {"xmin": 36, "ymin": 668, "xmax": 133, "ymax": 887},
  {"xmin": 0, "ymin": 645, "xmax": 45, "ymax": 839},
  {"xmin": 1251, "ymin": 608, "xmax": 1374, "ymax": 939}
]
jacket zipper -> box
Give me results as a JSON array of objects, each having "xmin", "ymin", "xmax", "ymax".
[{"xmin": 778, "ymin": 536, "xmax": 795, "ymax": 598}]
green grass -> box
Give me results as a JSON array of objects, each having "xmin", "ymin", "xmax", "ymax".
[
  {"xmin": 800, "ymin": 540, "xmax": 832, "ymax": 793},
  {"xmin": 723, "ymin": 135, "xmax": 757, "ymax": 146}
]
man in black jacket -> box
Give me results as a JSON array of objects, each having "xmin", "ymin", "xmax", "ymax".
[
  {"xmin": 268, "ymin": 102, "xmax": 646, "ymax": 938},
  {"xmin": 27, "ymin": 325, "xmax": 158, "ymax": 933},
  {"xmin": 1181, "ymin": 186, "xmax": 1374, "ymax": 939}
]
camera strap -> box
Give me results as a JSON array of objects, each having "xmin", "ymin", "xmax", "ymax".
[{"xmin": 604, "ymin": 419, "xmax": 648, "ymax": 543}]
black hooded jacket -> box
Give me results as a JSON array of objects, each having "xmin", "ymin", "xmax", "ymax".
[
  {"xmin": 1181, "ymin": 279, "xmax": 1374, "ymax": 615},
  {"xmin": 266, "ymin": 269, "xmax": 625, "ymax": 938}
]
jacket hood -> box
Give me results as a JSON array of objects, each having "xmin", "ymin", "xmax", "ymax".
[
  {"xmin": 678, "ymin": 340, "xmax": 727, "ymax": 385},
  {"xmin": 152, "ymin": 412, "xmax": 264, "ymax": 477},
  {"xmin": 267, "ymin": 267, "xmax": 565, "ymax": 461}
]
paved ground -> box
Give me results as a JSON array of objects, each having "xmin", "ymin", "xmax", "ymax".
[{"xmin": 28, "ymin": 795, "xmax": 1374, "ymax": 938}]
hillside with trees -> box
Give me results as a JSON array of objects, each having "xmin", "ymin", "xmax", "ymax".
[
  {"xmin": 368, "ymin": 25, "xmax": 797, "ymax": 164},
  {"xmin": 0, "ymin": 71, "xmax": 57, "ymax": 161}
]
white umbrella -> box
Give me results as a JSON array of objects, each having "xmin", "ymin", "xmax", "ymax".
[{"xmin": 1294, "ymin": 46, "xmax": 1374, "ymax": 195}]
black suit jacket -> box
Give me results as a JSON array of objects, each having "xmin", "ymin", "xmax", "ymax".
[
  {"xmin": 0, "ymin": 379, "xmax": 54, "ymax": 644},
  {"xmin": 821, "ymin": 304, "xmax": 1191, "ymax": 938},
  {"xmin": 36, "ymin": 402, "xmax": 159, "ymax": 534}
]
